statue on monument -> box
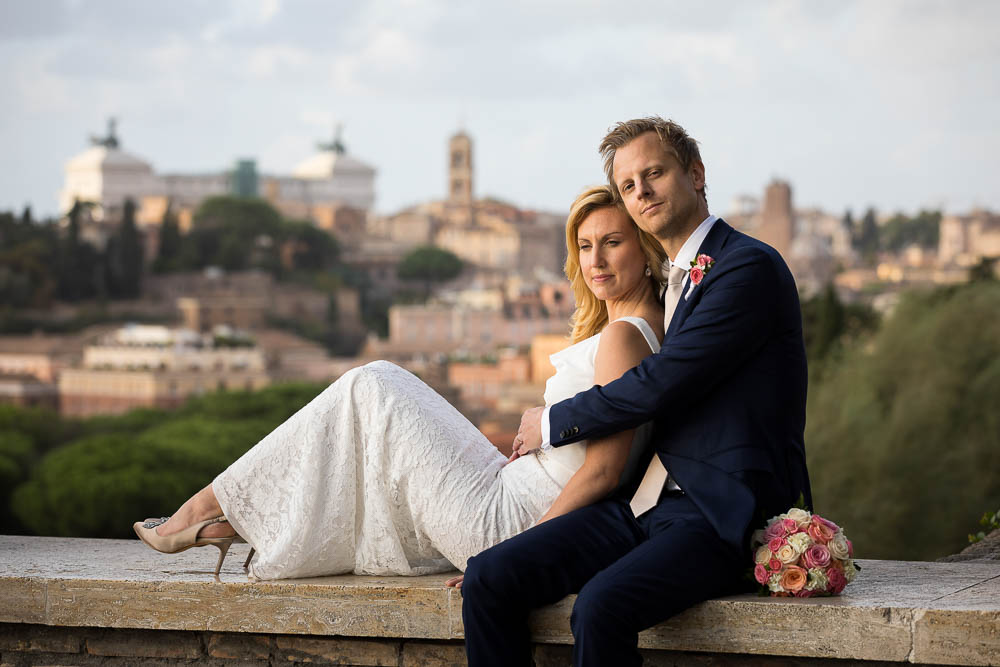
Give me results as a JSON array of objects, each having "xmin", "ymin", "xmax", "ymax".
[
  {"xmin": 90, "ymin": 117, "xmax": 120, "ymax": 149},
  {"xmin": 318, "ymin": 123, "xmax": 346, "ymax": 155}
]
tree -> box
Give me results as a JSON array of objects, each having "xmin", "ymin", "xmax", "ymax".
[
  {"xmin": 854, "ymin": 207, "xmax": 879, "ymax": 262},
  {"xmin": 180, "ymin": 196, "xmax": 283, "ymax": 271},
  {"xmin": 397, "ymin": 245, "xmax": 463, "ymax": 298},
  {"xmin": 56, "ymin": 200, "xmax": 104, "ymax": 302},
  {"xmin": 106, "ymin": 198, "xmax": 143, "ymax": 298},
  {"xmin": 800, "ymin": 285, "xmax": 879, "ymax": 368},
  {"xmin": 805, "ymin": 281, "xmax": 1000, "ymax": 560},
  {"xmin": 0, "ymin": 430, "xmax": 35, "ymax": 533},
  {"xmin": 281, "ymin": 220, "xmax": 340, "ymax": 273},
  {"xmin": 802, "ymin": 284, "xmax": 844, "ymax": 361},
  {"xmin": 153, "ymin": 204, "xmax": 182, "ymax": 273},
  {"xmin": 8, "ymin": 382, "xmax": 325, "ymax": 539},
  {"xmin": 969, "ymin": 257, "xmax": 997, "ymax": 282},
  {"xmin": 879, "ymin": 210, "xmax": 941, "ymax": 252}
]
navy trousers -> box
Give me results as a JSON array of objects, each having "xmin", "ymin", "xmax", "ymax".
[{"xmin": 461, "ymin": 495, "xmax": 746, "ymax": 666}]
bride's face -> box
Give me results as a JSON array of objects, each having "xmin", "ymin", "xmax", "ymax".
[{"xmin": 576, "ymin": 206, "xmax": 648, "ymax": 303}]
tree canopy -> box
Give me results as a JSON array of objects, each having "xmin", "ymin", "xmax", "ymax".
[
  {"xmin": 5, "ymin": 382, "xmax": 325, "ymax": 538},
  {"xmin": 805, "ymin": 280, "xmax": 1000, "ymax": 560},
  {"xmin": 397, "ymin": 245, "xmax": 463, "ymax": 290}
]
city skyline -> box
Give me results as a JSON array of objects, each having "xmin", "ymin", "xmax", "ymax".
[{"xmin": 2, "ymin": 0, "xmax": 998, "ymax": 220}]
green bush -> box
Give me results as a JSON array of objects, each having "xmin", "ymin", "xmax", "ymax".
[
  {"xmin": 7, "ymin": 382, "xmax": 327, "ymax": 539},
  {"xmin": 10, "ymin": 416, "xmax": 275, "ymax": 538},
  {"xmin": 806, "ymin": 281, "xmax": 1000, "ymax": 560},
  {"xmin": 0, "ymin": 430, "xmax": 35, "ymax": 532}
]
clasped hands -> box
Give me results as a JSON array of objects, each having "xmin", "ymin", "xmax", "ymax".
[
  {"xmin": 445, "ymin": 406, "xmax": 545, "ymax": 589},
  {"xmin": 507, "ymin": 405, "xmax": 544, "ymax": 464}
]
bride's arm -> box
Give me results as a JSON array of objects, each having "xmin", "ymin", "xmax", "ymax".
[{"xmin": 533, "ymin": 320, "xmax": 653, "ymax": 525}]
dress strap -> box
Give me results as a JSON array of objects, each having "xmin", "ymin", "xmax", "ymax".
[{"xmin": 609, "ymin": 316, "xmax": 661, "ymax": 353}]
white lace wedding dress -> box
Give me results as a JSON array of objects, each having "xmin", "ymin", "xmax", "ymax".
[{"xmin": 213, "ymin": 317, "xmax": 659, "ymax": 580}]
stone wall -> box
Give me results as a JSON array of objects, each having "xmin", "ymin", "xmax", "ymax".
[
  {"xmin": 2, "ymin": 537, "xmax": 999, "ymax": 666},
  {"xmin": 0, "ymin": 623, "xmax": 926, "ymax": 666}
]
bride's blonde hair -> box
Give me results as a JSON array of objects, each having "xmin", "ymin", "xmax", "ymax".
[{"xmin": 565, "ymin": 186, "xmax": 667, "ymax": 343}]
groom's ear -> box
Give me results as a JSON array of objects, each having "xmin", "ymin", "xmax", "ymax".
[{"xmin": 689, "ymin": 160, "xmax": 706, "ymax": 192}]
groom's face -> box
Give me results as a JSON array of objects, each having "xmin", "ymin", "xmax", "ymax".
[{"xmin": 612, "ymin": 132, "xmax": 705, "ymax": 243}]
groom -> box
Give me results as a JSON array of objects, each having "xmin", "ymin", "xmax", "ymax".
[{"xmin": 460, "ymin": 117, "xmax": 812, "ymax": 666}]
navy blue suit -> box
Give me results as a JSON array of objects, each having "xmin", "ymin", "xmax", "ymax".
[{"xmin": 462, "ymin": 220, "xmax": 812, "ymax": 666}]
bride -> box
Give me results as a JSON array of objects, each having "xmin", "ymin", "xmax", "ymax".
[{"xmin": 134, "ymin": 185, "xmax": 666, "ymax": 580}]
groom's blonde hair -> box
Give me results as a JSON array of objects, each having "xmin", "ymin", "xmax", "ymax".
[
  {"xmin": 599, "ymin": 116, "xmax": 707, "ymax": 204},
  {"xmin": 564, "ymin": 185, "xmax": 666, "ymax": 343}
]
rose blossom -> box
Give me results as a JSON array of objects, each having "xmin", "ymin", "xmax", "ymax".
[
  {"xmin": 776, "ymin": 544, "xmax": 799, "ymax": 564},
  {"xmin": 813, "ymin": 515, "xmax": 840, "ymax": 532},
  {"xmin": 828, "ymin": 533, "xmax": 850, "ymax": 560},
  {"xmin": 780, "ymin": 565, "xmax": 807, "ymax": 592},
  {"xmin": 805, "ymin": 567, "xmax": 829, "ymax": 592},
  {"xmin": 755, "ymin": 545, "xmax": 772, "ymax": 565},
  {"xmin": 769, "ymin": 558, "xmax": 782, "ymax": 572},
  {"xmin": 785, "ymin": 508, "xmax": 812, "ymax": 528},
  {"xmin": 754, "ymin": 564, "xmax": 769, "ymax": 585},
  {"xmin": 696, "ymin": 253, "xmax": 714, "ymax": 268},
  {"xmin": 803, "ymin": 543, "xmax": 831, "ymax": 569},
  {"xmin": 781, "ymin": 518, "xmax": 798, "ymax": 534},
  {"xmin": 764, "ymin": 520, "xmax": 786, "ymax": 542},
  {"xmin": 807, "ymin": 522, "xmax": 834, "ymax": 544},
  {"xmin": 787, "ymin": 532, "xmax": 812, "ymax": 554},
  {"xmin": 689, "ymin": 267, "xmax": 704, "ymax": 285},
  {"xmin": 768, "ymin": 537, "xmax": 785, "ymax": 553},
  {"xmin": 794, "ymin": 589, "xmax": 814, "ymax": 598},
  {"xmin": 826, "ymin": 565, "xmax": 847, "ymax": 594}
]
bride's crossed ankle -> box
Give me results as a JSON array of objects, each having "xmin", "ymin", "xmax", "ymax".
[
  {"xmin": 153, "ymin": 484, "xmax": 235, "ymax": 538},
  {"xmin": 133, "ymin": 483, "xmax": 251, "ymax": 576}
]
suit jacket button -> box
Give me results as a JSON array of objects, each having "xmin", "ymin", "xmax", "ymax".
[
  {"xmin": 572, "ymin": 426, "xmax": 579, "ymax": 434},
  {"xmin": 560, "ymin": 430, "xmax": 568, "ymax": 439}
]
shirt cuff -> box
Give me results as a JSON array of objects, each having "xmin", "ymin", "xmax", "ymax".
[{"xmin": 539, "ymin": 405, "xmax": 553, "ymax": 451}]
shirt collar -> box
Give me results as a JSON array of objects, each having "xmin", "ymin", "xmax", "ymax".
[{"xmin": 670, "ymin": 214, "xmax": 718, "ymax": 271}]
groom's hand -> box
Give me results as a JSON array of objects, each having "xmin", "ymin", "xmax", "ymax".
[{"xmin": 510, "ymin": 406, "xmax": 544, "ymax": 460}]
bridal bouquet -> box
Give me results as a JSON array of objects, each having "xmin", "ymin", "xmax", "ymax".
[{"xmin": 750, "ymin": 508, "xmax": 859, "ymax": 597}]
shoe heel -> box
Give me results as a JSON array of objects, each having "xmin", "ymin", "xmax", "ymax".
[
  {"xmin": 243, "ymin": 547, "xmax": 256, "ymax": 570},
  {"xmin": 212, "ymin": 540, "xmax": 233, "ymax": 576}
]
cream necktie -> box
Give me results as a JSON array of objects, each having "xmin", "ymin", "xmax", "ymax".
[{"xmin": 629, "ymin": 263, "xmax": 687, "ymax": 517}]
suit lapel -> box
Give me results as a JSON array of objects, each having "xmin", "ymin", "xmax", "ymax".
[{"xmin": 664, "ymin": 219, "xmax": 735, "ymax": 340}]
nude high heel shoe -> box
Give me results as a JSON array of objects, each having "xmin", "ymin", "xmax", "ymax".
[{"xmin": 134, "ymin": 516, "xmax": 249, "ymax": 576}]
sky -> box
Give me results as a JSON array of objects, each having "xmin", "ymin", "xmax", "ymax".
[{"xmin": 2, "ymin": 0, "xmax": 998, "ymax": 220}]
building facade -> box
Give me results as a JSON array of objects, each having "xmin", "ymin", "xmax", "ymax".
[
  {"xmin": 58, "ymin": 324, "xmax": 270, "ymax": 417},
  {"xmin": 59, "ymin": 120, "xmax": 376, "ymax": 231}
]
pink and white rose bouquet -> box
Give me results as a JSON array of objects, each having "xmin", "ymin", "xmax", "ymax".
[{"xmin": 750, "ymin": 509, "xmax": 858, "ymax": 597}]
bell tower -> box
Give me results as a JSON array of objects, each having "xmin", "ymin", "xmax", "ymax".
[{"xmin": 448, "ymin": 131, "xmax": 473, "ymax": 206}]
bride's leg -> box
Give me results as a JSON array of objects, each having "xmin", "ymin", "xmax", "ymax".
[{"xmin": 154, "ymin": 484, "xmax": 234, "ymax": 538}]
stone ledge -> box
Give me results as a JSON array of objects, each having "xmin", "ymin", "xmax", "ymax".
[{"xmin": 1, "ymin": 536, "xmax": 998, "ymax": 665}]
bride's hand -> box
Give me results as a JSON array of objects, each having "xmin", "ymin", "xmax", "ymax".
[
  {"xmin": 445, "ymin": 574, "xmax": 464, "ymax": 588},
  {"xmin": 513, "ymin": 406, "xmax": 544, "ymax": 456}
]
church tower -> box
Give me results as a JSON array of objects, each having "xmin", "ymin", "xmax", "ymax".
[
  {"xmin": 448, "ymin": 131, "xmax": 473, "ymax": 206},
  {"xmin": 757, "ymin": 179, "xmax": 794, "ymax": 259}
]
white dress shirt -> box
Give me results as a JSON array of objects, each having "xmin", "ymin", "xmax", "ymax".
[{"xmin": 539, "ymin": 214, "xmax": 719, "ymax": 449}]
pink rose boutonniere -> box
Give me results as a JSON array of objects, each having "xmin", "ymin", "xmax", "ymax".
[{"xmin": 689, "ymin": 254, "xmax": 715, "ymax": 285}]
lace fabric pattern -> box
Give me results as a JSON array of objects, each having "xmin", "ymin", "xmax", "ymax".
[
  {"xmin": 214, "ymin": 317, "xmax": 658, "ymax": 580},
  {"xmin": 214, "ymin": 361, "xmax": 558, "ymax": 579}
]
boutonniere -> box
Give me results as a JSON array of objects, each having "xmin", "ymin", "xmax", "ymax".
[{"xmin": 688, "ymin": 254, "xmax": 715, "ymax": 285}]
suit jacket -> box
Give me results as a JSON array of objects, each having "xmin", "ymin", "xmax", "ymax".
[{"xmin": 549, "ymin": 219, "xmax": 812, "ymax": 550}]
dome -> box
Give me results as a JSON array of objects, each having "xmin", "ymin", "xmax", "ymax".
[
  {"xmin": 65, "ymin": 145, "xmax": 152, "ymax": 172},
  {"xmin": 292, "ymin": 150, "xmax": 375, "ymax": 180}
]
